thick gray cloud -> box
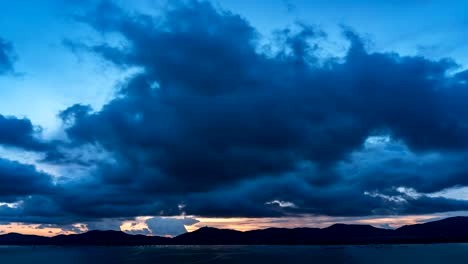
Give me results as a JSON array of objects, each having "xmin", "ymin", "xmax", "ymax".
[
  {"xmin": 3, "ymin": 0, "xmax": 468, "ymax": 228},
  {"xmin": 57, "ymin": 0, "xmax": 468, "ymax": 214},
  {"xmin": 62, "ymin": 0, "xmax": 468, "ymax": 195},
  {"xmin": 0, "ymin": 158, "xmax": 53, "ymax": 204},
  {"xmin": 0, "ymin": 115, "xmax": 52, "ymax": 151},
  {"xmin": 145, "ymin": 217, "xmax": 199, "ymax": 237}
]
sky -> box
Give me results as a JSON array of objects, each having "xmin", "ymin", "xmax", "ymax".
[{"xmin": 2, "ymin": 0, "xmax": 468, "ymax": 237}]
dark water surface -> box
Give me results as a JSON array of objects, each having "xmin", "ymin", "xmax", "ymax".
[{"xmin": 1, "ymin": 244, "xmax": 467, "ymax": 263}]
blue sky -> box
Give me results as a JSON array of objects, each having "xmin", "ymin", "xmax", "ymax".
[{"xmin": 2, "ymin": 0, "xmax": 468, "ymax": 236}]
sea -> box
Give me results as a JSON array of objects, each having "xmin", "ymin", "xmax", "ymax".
[{"xmin": 0, "ymin": 244, "xmax": 467, "ymax": 263}]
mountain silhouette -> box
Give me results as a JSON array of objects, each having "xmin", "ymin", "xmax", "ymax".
[{"xmin": 2, "ymin": 216, "xmax": 468, "ymax": 245}]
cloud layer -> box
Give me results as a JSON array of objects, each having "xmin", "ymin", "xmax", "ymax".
[{"xmin": 2, "ymin": 1, "xmax": 468, "ymax": 234}]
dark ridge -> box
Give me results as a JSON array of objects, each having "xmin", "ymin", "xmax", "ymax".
[
  {"xmin": 2, "ymin": 216, "xmax": 468, "ymax": 245},
  {"xmin": 172, "ymin": 227, "xmax": 245, "ymax": 245},
  {"xmin": 0, "ymin": 233, "xmax": 50, "ymax": 245},
  {"xmin": 394, "ymin": 216, "xmax": 468, "ymax": 243},
  {"xmin": 50, "ymin": 230, "xmax": 171, "ymax": 246}
]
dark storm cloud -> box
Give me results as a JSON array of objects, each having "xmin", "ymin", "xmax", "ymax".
[
  {"xmin": 0, "ymin": 38, "xmax": 15, "ymax": 75},
  {"xmin": 63, "ymin": 1, "xmax": 369, "ymax": 193},
  {"xmin": 349, "ymin": 153, "xmax": 468, "ymax": 195},
  {"xmin": 46, "ymin": 0, "xmax": 468, "ymax": 220},
  {"xmin": 4, "ymin": 0, "xmax": 468, "ymax": 227},
  {"xmin": 182, "ymin": 170, "xmax": 468, "ymax": 218},
  {"xmin": 0, "ymin": 158, "xmax": 53, "ymax": 203},
  {"xmin": 0, "ymin": 114, "xmax": 53, "ymax": 151}
]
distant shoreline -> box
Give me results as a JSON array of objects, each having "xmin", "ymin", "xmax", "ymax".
[{"xmin": 2, "ymin": 216, "xmax": 468, "ymax": 246}]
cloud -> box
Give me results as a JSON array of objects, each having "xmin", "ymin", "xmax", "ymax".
[
  {"xmin": 0, "ymin": 38, "xmax": 15, "ymax": 75},
  {"xmin": 0, "ymin": 115, "xmax": 52, "ymax": 151},
  {"xmin": 85, "ymin": 218, "xmax": 123, "ymax": 231},
  {"xmin": 61, "ymin": 1, "xmax": 369, "ymax": 196},
  {"xmin": 0, "ymin": 158, "xmax": 53, "ymax": 203},
  {"xmin": 266, "ymin": 200, "xmax": 297, "ymax": 208},
  {"xmin": 3, "ymin": 0, "xmax": 468, "ymax": 227},
  {"xmin": 56, "ymin": 0, "xmax": 468, "ymax": 216},
  {"xmin": 144, "ymin": 217, "xmax": 199, "ymax": 237}
]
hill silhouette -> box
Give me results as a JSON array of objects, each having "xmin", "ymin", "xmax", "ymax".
[{"xmin": 2, "ymin": 216, "xmax": 468, "ymax": 245}]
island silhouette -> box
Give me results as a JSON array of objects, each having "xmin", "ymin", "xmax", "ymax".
[{"xmin": 1, "ymin": 216, "xmax": 468, "ymax": 246}]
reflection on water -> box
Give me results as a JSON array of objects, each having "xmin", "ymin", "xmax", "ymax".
[{"xmin": 1, "ymin": 244, "xmax": 467, "ymax": 264}]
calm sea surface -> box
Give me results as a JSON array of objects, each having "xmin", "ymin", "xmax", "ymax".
[{"xmin": 0, "ymin": 244, "xmax": 467, "ymax": 263}]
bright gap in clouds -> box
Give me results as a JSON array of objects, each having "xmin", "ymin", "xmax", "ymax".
[{"xmin": 429, "ymin": 187, "xmax": 468, "ymax": 201}]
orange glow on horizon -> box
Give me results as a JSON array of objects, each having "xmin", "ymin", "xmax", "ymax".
[
  {"xmin": 2, "ymin": 212, "xmax": 467, "ymax": 236},
  {"xmin": 186, "ymin": 214, "xmax": 448, "ymax": 232},
  {"xmin": 0, "ymin": 223, "xmax": 78, "ymax": 237}
]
